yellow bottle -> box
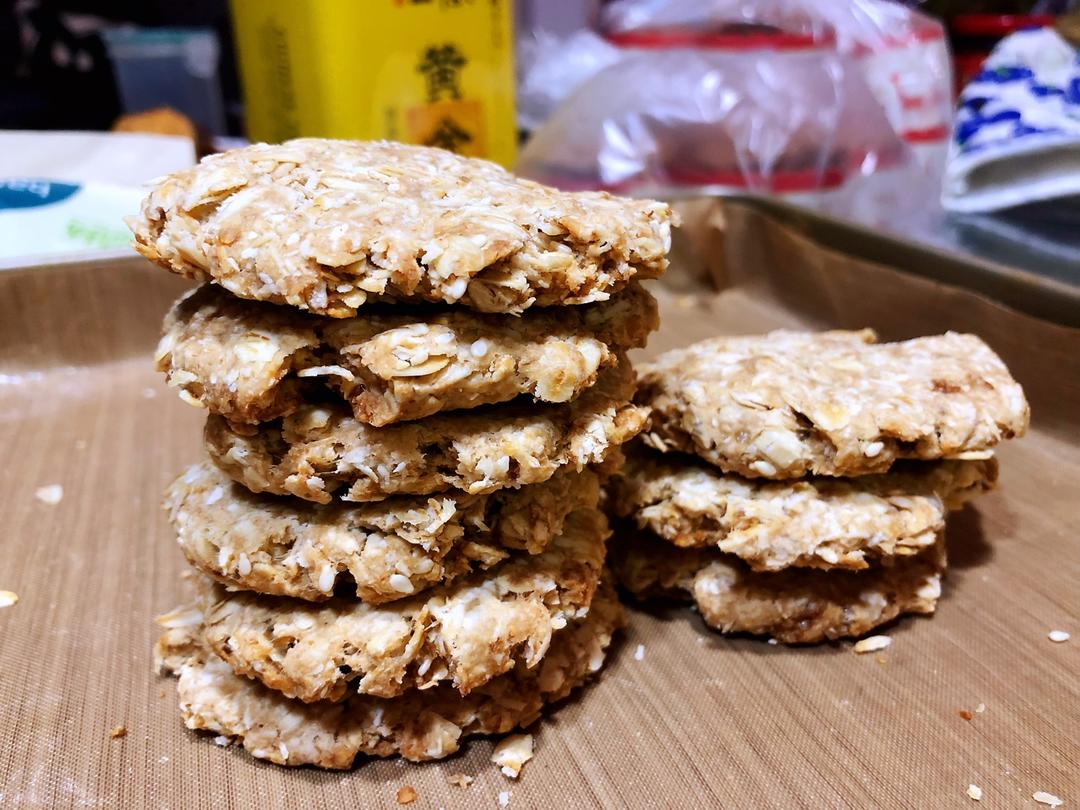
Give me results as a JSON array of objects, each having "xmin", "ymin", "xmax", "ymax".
[{"xmin": 230, "ymin": 0, "xmax": 516, "ymax": 166}]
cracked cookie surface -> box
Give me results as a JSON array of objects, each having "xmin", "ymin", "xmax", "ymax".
[
  {"xmin": 639, "ymin": 330, "xmax": 1028, "ymax": 479},
  {"xmin": 155, "ymin": 580, "xmax": 624, "ymax": 768},
  {"xmin": 132, "ymin": 139, "xmax": 672, "ymax": 316},
  {"xmin": 206, "ymin": 357, "xmax": 646, "ymax": 503},
  {"xmin": 157, "ymin": 282, "xmax": 657, "ymax": 425},
  {"xmin": 197, "ymin": 509, "xmax": 608, "ymax": 702},
  {"xmin": 612, "ymin": 530, "xmax": 945, "ymax": 643},
  {"xmin": 168, "ymin": 461, "xmax": 601, "ymax": 602},
  {"xmin": 610, "ymin": 445, "xmax": 995, "ymax": 571}
]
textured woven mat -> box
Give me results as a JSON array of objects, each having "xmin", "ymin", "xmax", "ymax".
[{"xmin": 1, "ymin": 202, "xmax": 1076, "ymax": 808}]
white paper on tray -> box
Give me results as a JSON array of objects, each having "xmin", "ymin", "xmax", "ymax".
[{"xmin": 0, "ymin": 131, "xmax": 196, "ymax": 269}]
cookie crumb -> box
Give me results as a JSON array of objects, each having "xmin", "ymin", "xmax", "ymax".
[
  {"xmin": 35, "ymin": 484, "xmax": 63, "ymax": 505},
  {"xmin": 876, "ymin": 655, "xmax": 887, "ymax": 664},
  {"xmin": 767, "ymin": 638, "xmax": 778, "ymax": 646},
  {"xmin": 1048, "ymin": 630, "xmax": 1070, "ymax": 643},
  {"xmin": 396, "ymin": 785, "xmax": 417, "ymax": 805},
  {"xmin": 492, "ymin": 734, "xmax": 533, "ymax": 779},
  {"xmin": 634, "ymin": 643, "xmax": 645, "ymax": 661},
  {"xmin": 498, "ymin": 791, "xmax": 511, "ymax": 807},
  {"xmin": 109, "ymin": 726, "xmax": 127, "ymax": 739},
  {"xmin": 449, "ymin": 773, "xmax": 474, "ymax": 788},
  {"xmin": 0, "ymin": 591, "xmax": 18, "ymax": 609},
  {"xmin": 213, "ymin": 735, "xmax": 231, "ymax": 747},
  {"xmin": 967, "ymin": 784, "xmax": 982, "ymax": 801},
  {"xmin": 959, "ymin": 709, "xmax": 973, "ymax": 721},
  {"xmin": 1033, "ymin": 792, "xmax": 1063, "ymax": 807},
  {"xmin": 853, "ymin": 635, "xmax": 891, "ymax": 654}
]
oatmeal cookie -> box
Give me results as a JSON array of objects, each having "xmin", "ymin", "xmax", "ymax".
[
  {"xmin": 199, "ymin": 509, "xmax": 608, "ymax": 702},
  {"xmin": 610, "ymin": 446, "xmax": 995, "ymax": 571},
  {"xmin": 131, "ymin": 139, "xmax": 672, "ymax": 316},
  {"xmin": 168, "ymin": 461, "xmax": 600, "ymax": 602},
  {"xmin": 205, "ymin": 358, "xmax": 646, "ymax": 503},
  {"xmin": 640, "ymin": 330, "xmax": 1028, "ymax": 479},
  {"xmin": 157, "ymin": 282, "xmax": 657, "ymax": 425},
  {"xmin": 155, "ymin": 580, "xmax": 624, "ymax": 768},
  {"xmin": 612, "ymin": 531, "xmax": 945, "ymax": 643}
]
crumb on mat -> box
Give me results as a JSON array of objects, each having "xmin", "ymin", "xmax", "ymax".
[
  {"xmin": 492, "ymin": 734, "xmax": 533, "ymax": 779},
  {"xmin": 853, "ymin": 635, "xmax": 891, "ymax": 654},
  {"xmin": 35, "ymin": 484, "xmax": 63, "ymax": 505},
  {"xmin": 1033, "ymin": 792, "xmax": 1063, "ymax": 808}
]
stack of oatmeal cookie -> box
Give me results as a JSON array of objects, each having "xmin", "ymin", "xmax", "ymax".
[
  {"xmin": 131, "ymin": 139, "xmax": 672, "ymax": 767},
  {"xmin": 610, "ymin": 329, "xmax": 1028, "ymax": 644}
]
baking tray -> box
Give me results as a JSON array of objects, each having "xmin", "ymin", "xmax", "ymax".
[
  {"xmin": 677, "ymin": 193, "xmax": 1080, "ymax": 329},
  {"xmin": 1, "ymin": 201, "xmax": 1077, "ymax": 808}
]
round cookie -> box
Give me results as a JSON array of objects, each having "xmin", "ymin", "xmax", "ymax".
[
  {"xmin": 156, "ymin": 580, "xmax": 625, "ymax": 768},
  {"xmin": 158, "ymin": 282, "xmax": 658, "ymax": 425},
  {"xmin": 610, "ymin": 445, "xmax": 995, "ymax": 571},
  {"xmin": 168, "ymin": 461, "xmax": 601, "ymax": 602},
  {"xmin": 639, "ymin": 329, "xmax": 1029, "ymax": 479},
  {"xmin": 199, "ymin": 509, "xmax": 609, "ymax": 702},
  {"xmin": 612, "ymin": 531, "xmax": 945, "ymax": 644},
  {"xmin": 206, "ymin": 358, "xmax": 647, "ymax": 503},
  {"xmin": 131, "ymin": 138, "xmax": 672, "ymax": 316}
]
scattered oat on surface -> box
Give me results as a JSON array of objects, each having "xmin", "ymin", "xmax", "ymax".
[
  {"xmin": 1048, "ymin": 630, "xmax": 1070, "ymax": 643},
  {"xmin": 498, "ymin": 791, "xmax": 511, "ymax": 808},
  {"xmin": 634, "ymin": 644, "xmax": 645, "ymax": 661},
  {"xmin": 975, "ymin": 703, "xmax": 986, "ymax": 713},
  {"xmin": 638, "ymin": 329, "xmax": 1028, "ymax": 479},
  {"xmin": 449, "ymin": 774, "xmax": 474, "ymax": 788},
  {"xmin": 967, "ymin": 784, "xmax": 982, "ymax": 801},
  {"xmin": 34, "ymin": 484, "xmax": 63, "ymax": 505},
  {"xmin": 0, "ymin": 591, "xmax": 18, "ymax": 608},
  {"xmin": 396, "ymin": 785, "xmax": 417, "ymax": 805},
  {"xmin": 213, "ymin": 735, "xmax": 230, "ymax": 747},
  {"xmin": 131, "ymin": 139, "xmax": 673, "ymax": 316},
  {"xmin": 492, "ymin": 734, "xmax": 533, "ymax": 779},
  {"xmin": 109, "ymin": 726, "xmax": 127, "ymax": 739},
  {"xmin": 853, "ymin": 636, "xmax": 892, "ymax": 654},
  {"xmin": 1033, "ymin": 791, "xmax": 1063, "ymax": 807}
]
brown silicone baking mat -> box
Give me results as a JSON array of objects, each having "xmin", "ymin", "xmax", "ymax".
[{"xmin": 1, "ymin": 200, "xmax": 1077, "ymax": 808}]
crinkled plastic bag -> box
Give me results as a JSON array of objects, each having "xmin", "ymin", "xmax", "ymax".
[{"xmin": 516, "ymin": 0, "xmax": 952, "ymax": 228}]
